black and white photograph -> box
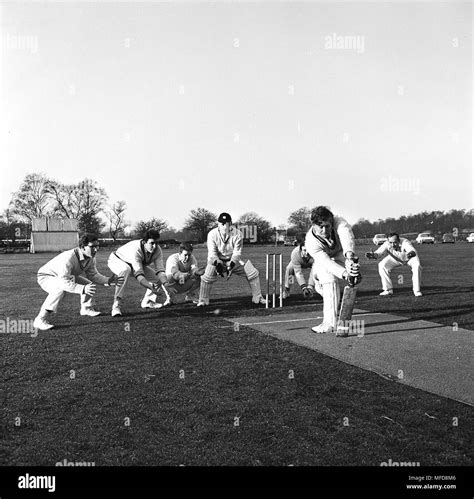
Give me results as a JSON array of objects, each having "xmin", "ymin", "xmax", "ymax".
[{"xmin": 1, "ymin": 0, "xmax": 473, "ymax": 494}]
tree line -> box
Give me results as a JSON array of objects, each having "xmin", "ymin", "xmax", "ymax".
[{"xmin": 1, "ymin": 173, "xmax": 473, "ymax": 243}]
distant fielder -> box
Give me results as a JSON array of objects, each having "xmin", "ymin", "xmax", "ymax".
[
  {"xmin": 165, "ymin": 242, "xmax": 202, "ymax": 304},
  {"xmin": 107, "ymin": 229, "xmax": 174, "ymax": 316},
  {"xmin": 305, "ymin": 206, "xmax": 361, "ymax": 333},
  {"xmin": 366, "ymin": 232, "xmax": 422, "ymax": 297},
  {"xmin": 281, "ymin": 233, "xmax": 316, "ymax": 300},
  {"xmin": 33, "ymin": 233, "xmax": 123, "ymax": 331},
  {"xmin": 197, "ymin": 212, "xmax": 267, "ymax": 307}
]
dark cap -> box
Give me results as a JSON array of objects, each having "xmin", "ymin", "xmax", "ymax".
[{"xmin": 218, "ymin": 212, "xmax": 232, "ymax": 224}]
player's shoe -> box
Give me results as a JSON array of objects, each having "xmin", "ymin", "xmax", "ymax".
[
  {"xmin": 335, "ymin": 327, "xmax": 349, "ymax": 338},
  {"xmin": 252, "ymin": 295, "xmax": 268, "ymax": 306},
  {"xmin": 111, "ymin": 304, "xmax": 122, "ymax": 317},
  {"xmin": 141, "ymin": 299, "xmax": 163, "ymax": 310},
  {"xmin": 196, "ymin": 299, "xmax": 209, "ymax": 307},
  {"xmin": 162, "ymin": 297, "xmax": 173, "ymax": 307},
  {"xmin": 414, "ymin": 291, "xmax": 423, "ymax": 297},
  {"xmin": 311, "ymin": 323, "xmax": 335, "ymax": 334},
  {"xmin": 379, "ymin": 290, "xmax": 393, "ymax": 297},
  {"xmin": 33, "ymin": 315, "xmax": 54, "ymax": 331},
  {"xmin": 185, "ymin": 295, "xmax": 199, "ymax": 304},
  {"xmin": 80, "ymin": 307, "xmax": 101, "ymax": 317},
  {"xmin": 281, "ymin": 288, "xmax": 290, "ymax": 300}
]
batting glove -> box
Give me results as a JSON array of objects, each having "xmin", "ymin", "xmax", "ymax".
[
  {"xmin": 406, "ymin": 251, "xmax": 416, "ymax": 260},
  {"xmin": 345, "ymin": 258, "xmax": 360, "ymax": 277}
]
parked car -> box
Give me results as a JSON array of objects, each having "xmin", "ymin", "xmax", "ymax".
[
  {"xmin": 442, "ymin": 233, "xmax": 455, "ymax": 244},
  {"xmin": 372, "ymin": 234, "xmax": 387, "ymax": 245},
  {"xmin": 466, "ymin": 233, "xmax": 474, "ymax": 243},
  {"xmin": 416, "ymin": 233, "xmax": 435, "ymax": 244}
]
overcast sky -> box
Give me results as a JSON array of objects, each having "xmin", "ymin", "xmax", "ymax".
[{"xmin": 1, "ymin": 0, "xmax": 471, "ymax": 229}]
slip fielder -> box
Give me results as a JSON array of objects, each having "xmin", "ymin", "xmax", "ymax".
[
  {"xmin": 165, "ymin": 242, "xmax": 202, "ymax": 304},
  {"xmin": 197, "ymin": 212, "xmax": 267, "ymax": 307},
  {"xmin": 33, "ymin": 234, "xmax": 123, "ymax": 330},
  {"xmin": 107, "ymin": 229, "xmax": 174, "ymax": 316},
  {"xmin": 281, "ymin": 233, "xmax": 316, "ymax": 300},
  {"xmin": 366, "ymin": 232, "xmax": 422, "ymax": 297},
  {"xmin": 305, "ymin": 206, "xmax": 361, "ymax": 333}
]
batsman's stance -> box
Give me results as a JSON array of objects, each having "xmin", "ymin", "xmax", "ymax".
[
  {"xmin": 107, "ymin": 229, "xmax": 174, "ymax": 317},
  {"xmin": 197, "ymin": 212, "xmax": 267, "ymax": 307},
  {"xmin": 366, "ymin": 232, "xmax": 422, "ymax": 297},
  {"xmin": 33, "ymin": 234, "xmax": 123, "ymax": 330},
  {"xmin": 281, "ymin": 233, "xmax": 316, "ymax": 300},
  {"xmin": 305, "ymin": 206, "xmax": 361, "ymax": 333},
  {"xmin": 165, "ymin": 242, "xmax": 202, "ymax": 304}
]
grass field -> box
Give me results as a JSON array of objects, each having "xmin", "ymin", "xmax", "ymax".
[{"xmin": 0, "ymin": 243, "xmax": 473, "ymax": 468}]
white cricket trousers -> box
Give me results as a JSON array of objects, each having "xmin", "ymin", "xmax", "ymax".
[
  {"xmin": 378, "ymin": 255, "xmax": 422, "ymax": 293},
  {"xmin": 107, "ymin": 253, "xmax": 159, "ymax": 303},
  {"xmin": 37, "ymin": 275, "xmax": 94, "ymax": 314}
]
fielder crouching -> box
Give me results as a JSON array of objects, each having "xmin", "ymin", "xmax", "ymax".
[
  {"xmin": 33, "ymin": 233, "xmax": 123, "ymax": 331},
  {"xmin": 165, "ymin": 242, "xmax": 202, "ymax": 304},
  {"xmin": 281, "ymin": 233, "xmax": 316, "ymax": 300},
  {"xmin": 366, "ymin": 232, "xmax": 422, "ymax": 297},
  {"xmin": 107, "ymin": 229, "xmax": 174, "ymax": 317},
  {"xmin": 197, "ymin": 212, "xmax": 267, "ymax": 307},
  {"xmin": 305, "ymin": 206, "xmax": 361, "ymax": 333}
]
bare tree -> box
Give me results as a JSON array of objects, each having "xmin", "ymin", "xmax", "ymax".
[
  {"xmin": 9, "ymin": 173, "xmax": 53, "ymax": 221},
  {"xmin": 236, "ymin": 211, "xmax": 273, "ymax": 243},
  {"xmin": 48, "ymin": 178, "xmax": 108, "ymax": 233},
  {"xmin": 288, "ymin": 207, "xmax": 312, "ymax": 233},
  {"xmin": 107, "ymin": 201, "xmax": 129, "ymax": 241},
  {"xmin": 183, "ymin": 208, "xmax": 217, "ymax": 242},
  {"xmin": 134, "ymin": 217, "xmax": 169, "ymax": 238}
]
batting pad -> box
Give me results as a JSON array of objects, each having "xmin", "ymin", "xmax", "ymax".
[{"xmin": 226, "ymin": 310, "xmax": 474, "ymax": 406}]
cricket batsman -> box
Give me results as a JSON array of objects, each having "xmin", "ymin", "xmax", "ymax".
[
  {"xmin": 197, "ymin": 212, "xmax": 267, "ymax": 307},
  {"xmin": 107, "ymin": 229, "xmax": 174, "ymax": 316},
  {"xmin": 305, "ymin": 206, "xmax": 361, "ymax": 333},
  {"xmin": 366, "ymin": 232, "xmax": 422, "ymax": 297},
  {"xmin": 165, "ymin": 242, "xmax": 202, "ymax": 304},
  {"xmin": 33, "ymin": 234, "xmax": 123, "ymax": 330},
  {"xmin": 281, "ymin": 233, "xmax": 316, "ymax": 300}
]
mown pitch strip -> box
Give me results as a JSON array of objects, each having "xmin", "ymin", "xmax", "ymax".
[{"xmin": 227, "ymin": 310, "xmax": 474, "ymax": 406}]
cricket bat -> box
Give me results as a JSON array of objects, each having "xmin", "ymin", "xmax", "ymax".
[{"xmin": 336, "ymin": 256, "xmax": 359, "ymax": 337}]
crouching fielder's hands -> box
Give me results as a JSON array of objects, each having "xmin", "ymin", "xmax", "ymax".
[
  {"xmin": 365, "ymin": 250, "xmax": 376, "ymax": 260},
  {"xmin": 84, "ymin": 283, "xmax": 97, "ymax": 296},
  {"xmin": 108, "ymin": 274, "xmax": 124, "ymax": 286},
  {"xmin": 301, "ymin": 284, "xmax": 314, "ymax": 299}
]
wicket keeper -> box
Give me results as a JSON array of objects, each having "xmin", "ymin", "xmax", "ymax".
[
  {"xmin": 165, "ymin": 242, "xmax": 202, "ymax": 304},
  {"xmin": 305, "ymin": 206, "xmax": 361, "ymax": 333},
  {"xmin": 197, "ymin": 212, "xmax": 267, "ymax": 307},
  {"xmin": 107, "ymin": 229, "xmax": 173, "ymax": 316},
  {"xmin": 33, "ymin": 234, "xmax": 123, "ymax": 330},
  {"xmin": 281, "ymin": 233, "xmax": 316, "ymax": 300},
  {"xmin": 366, "ymin": 232, "xmax": 422, "ymax": 297}
]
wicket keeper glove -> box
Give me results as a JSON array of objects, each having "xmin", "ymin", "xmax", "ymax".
[
  {"xmin": 214, "ymin": 260, "xmax": 225, "ymax": 277},
  {"xmin": 406, "ymin": 251, "xmax": 416, "ymax": 260}
]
